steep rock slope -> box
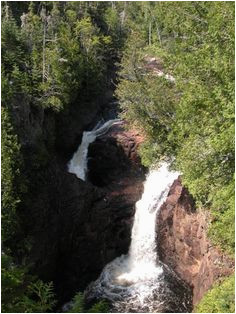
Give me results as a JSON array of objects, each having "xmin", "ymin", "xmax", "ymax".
[{"xmin": 156, "ymin": 178, "xmax": 234, "ymax": 305}]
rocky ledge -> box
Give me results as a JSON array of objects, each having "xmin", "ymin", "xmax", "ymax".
[{"xmin": 156, "ymin": 178, "xmax": 234, "ymax": 305}]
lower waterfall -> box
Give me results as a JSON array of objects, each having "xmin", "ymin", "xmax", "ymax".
[{"xmin": 86, "ymin": 163, "xmax": 192, "ymax": 313}]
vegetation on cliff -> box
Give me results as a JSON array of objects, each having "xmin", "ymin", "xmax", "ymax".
[
  {"xmin": 1, "ymin": 1, "xmax": 234, "ymax": 313},
  {"xmin": 1, "ymin": 1, "xmax": 126, "ymax": 312},
  {"xmin": 2, "ymin": 107, "xmax": 22, "ymax": 246},
  {"xmin": 2, "ymin": 254, "xmax": 56, "ymax": 313},
  {"xmin": 195, "ymin": 275, "xmax": 235, "ymax": 313},
  {"xmin": 68, "ymin": 292, "xmax": 109, "ymax": 313}
]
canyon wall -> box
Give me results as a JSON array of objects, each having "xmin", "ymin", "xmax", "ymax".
[
  {"xmin": 156, "ymin": 178, "xmax": 234, "ymax": 305},
  {"xmin": 12, "ymin": 94, "xmax": 144, "ymax": 304},
  {"xmin": 11, "ymin": 91, "xmax": 233, "ymax": 308}
]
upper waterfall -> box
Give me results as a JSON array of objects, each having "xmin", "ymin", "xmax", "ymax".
[{"xmin": 68, "ymin": 119, "xmax": 121, "ymax": 180}]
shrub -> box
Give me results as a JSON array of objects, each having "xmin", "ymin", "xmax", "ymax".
[{"xmin": 195, "ymin": 275, "xmax": 235, "ymax": 313}]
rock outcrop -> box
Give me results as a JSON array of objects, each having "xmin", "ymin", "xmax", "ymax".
[
  {"xmin": 55, "ymin": 123, "xmax": 145, "ymax": 303},
  {"xmin": 156, "ymin": 178, "xmax": 234, "ymax": 305},
  {"xmin": 88, "ymin": 123, "xmax": 144, "ymax": 186},
  {"xmin": 18, "ymin": 117, "xmax": 145, "ymax": 305}
]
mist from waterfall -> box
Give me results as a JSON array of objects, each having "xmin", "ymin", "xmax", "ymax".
[
  {"xmin": 68, "ymin": 119, "xmax": 121, "ymax": 180},
  {"xmin": 87, "ymin": 163, "xmax": 190, "ymax": 312}
]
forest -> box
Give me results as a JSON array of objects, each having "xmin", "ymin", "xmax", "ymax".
[{"xmin": 1, "ymin": 1, "xmax": 235, "ymax": 313}]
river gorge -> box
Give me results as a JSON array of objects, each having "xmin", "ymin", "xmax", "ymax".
[
  {"xmin": 62, "ymin": 116, "xmax": 232, "ymax": 312},
  {"xmin": 2, "ymin": 3, "xmax": 234, "ymax": 312},
  {"xmin": 7, "ymin": 87, "xmax": 233, "ymax": 312}
]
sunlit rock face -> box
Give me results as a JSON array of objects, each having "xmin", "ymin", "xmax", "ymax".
[
  {"xmin": 85, "ymin": 164, "xmax": 192, "ymax": 313},
  {"xmin": 156, "ymin": 178, "xmax": 234, "ymax": 305}
]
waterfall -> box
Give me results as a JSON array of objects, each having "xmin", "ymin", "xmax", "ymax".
[
  {"xmin": 68, "ymin": 119, "xmax": 121, "ymax": 180},
  {"xmin": 87, "ymin": 163, "xmax": 192, "ymax": 313},
  {"xmin": 67, "ymin": 121, "xmax": 192, "ymax": 312},
  {"xmin": 116, "ymin": 164, "xmax": 179, "ymax": 285}
]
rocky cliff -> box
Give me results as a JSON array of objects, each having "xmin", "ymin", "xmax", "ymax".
[
  {"xmin": 54, "ymin": 123, "xmax": 145, "ymax": 303},
  {"xmin": 156, "ymin": 178, "xmax": 234, "ymax": 305},
  {"xmin": 12, "ymin": 94, "xmax": 145, "ymax": 304},
  {"xmin": 11, "ymin": 90, "xmax": 233, "ymax": 309}
]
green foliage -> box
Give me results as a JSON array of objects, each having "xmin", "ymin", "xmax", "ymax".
[
  {"xmin": 1, "ymin": 253, "xmax": 26, "ymax": 313},
  {"xmin": 69, "ymin": 292, "xmax": 109, "ymax": 313},
  {"xmin": 1, "ymin": 254, "xmax": 56, "ymax": 313},
  {"xmin": 1, "ymin": 2, "xmax": 129, "ymax": 313},
  {"xmin": 116, "ymin": 1, "xmax": 235, "ymax": 255},
  {"xmin": 1, "ymin": 107, "xmax": 22, "ymax": 244},
  {"xmin": 195, "ymin": 275, "xmax": 235, "ymax": 313},
  {"xmin": 2, "ymin": 2, "xmax": 234, "ymax": 313},
  {"xmin": 89, "ymin": 300, "xmax": 109, "ymax": 313},
  {"xmin": 69, "ymin": 292, "xmax": 85, "ymax": 313},
  {"xmin": 208, "ymin": 180, "xmax": 235, "ymax": 256},
  {"xmin": 44, "ymin": 95, "xmax": 63, "ymax": 112},
  {"xmin": 18, "ymin": 280, "xmax": 56, "ymax": 313},
  {"xmin": 1, "ymin": 1, "xmax": 120, "ymax": 114}
]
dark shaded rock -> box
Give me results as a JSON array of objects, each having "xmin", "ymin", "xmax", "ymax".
[
  {"xmin": 9, "ymin": 85, "xmax": 146, "ymax": 307},
  {"xmin": 7, "ymin": 56, "xmax": 147, "ymax": 309},
  {"xmin": 16, "ymin": 118, "xmax": 146, "ymax": 305},
  {"xmin": 55, "ymin": 101, "xmax": 100, "ymax": 157}
]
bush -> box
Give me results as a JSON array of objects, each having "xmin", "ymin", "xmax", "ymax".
[
  {"xmin": 195, "ymin": 275, "xmax": 235, "ymax": 313},
  {"xmin": 1, "ymin": 253, "xmax": 56, "ymax": 313},
  {"xmin": 69, "ymin": 292, "xmax": 109, "ymax": 313}
]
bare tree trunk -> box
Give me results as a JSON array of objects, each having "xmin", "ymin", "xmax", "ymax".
[
  {"xmin": 121, "ymin": 2, "xmax": 127, "ymax": 27},
  {"xmin": 111, "ymin": 1, "xmax": 116, "ymax": 10},
  {"xmin": 156, "ymin": 22, "xmax": 162, "ymax": 47},
  {"xmin": 149, "ymin": 21, "xmax": 152, "ymax": 46},
  {"xmin": 42, "ymin": 20, "xmax": 46, "ymax": 82}
]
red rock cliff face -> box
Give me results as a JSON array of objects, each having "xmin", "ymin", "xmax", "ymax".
[{"xmin": 156, "ymin": 178, "xmax": 234, "ymax": 305}]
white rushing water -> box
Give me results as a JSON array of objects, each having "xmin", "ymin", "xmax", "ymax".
[
  {"xmin": 68, "ymin": 119, "xmax": 121, "ymax": 180},
  {"xmin": 88, "ymin": 163, "xmax": 181, "ymax": 312},
  {"xmin": 116, "ymin": 164, "xmax": 179, "ymax": 285}
]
